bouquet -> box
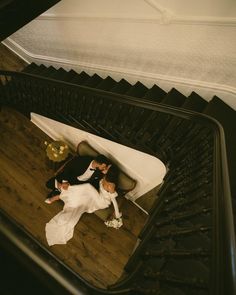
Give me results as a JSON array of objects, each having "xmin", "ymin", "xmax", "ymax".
[{"xmin": 104, "ymin": 217, "xmax": 123, "ymax": 229}]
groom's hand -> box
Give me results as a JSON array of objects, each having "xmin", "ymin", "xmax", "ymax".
[
  {"xmin": 101, "ymin": 164, "xmax": 111, "ymax": 174},
  {"xmin": 61, "ymin": 182, "xmax": 70, "ymax": 190}
]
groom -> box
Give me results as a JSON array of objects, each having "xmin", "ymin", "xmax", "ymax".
[{"xmin": 46, "ymin": 154, "xmax": 111, "ymax": 197}]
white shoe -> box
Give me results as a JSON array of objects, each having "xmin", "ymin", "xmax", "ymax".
[{"xmin": 45, "ymin": 198, "xmax": 52, "ymax": 204}]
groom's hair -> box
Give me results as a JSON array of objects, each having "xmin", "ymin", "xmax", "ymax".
[{"xmin": 95, "ymin": 154, "xmax": 111, "ymax": 166}]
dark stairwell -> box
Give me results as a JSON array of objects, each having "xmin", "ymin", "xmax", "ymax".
[
  {"xmin": 0, "ymin": 63, "xmax": 235, "ymax": 295},
  {"xmin": 0, "ymin": 0, "xmax": 61, "ymax": 42}
]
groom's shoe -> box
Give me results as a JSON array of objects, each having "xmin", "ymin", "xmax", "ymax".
[{"xmin": 47, "ymin": 188, "xmax": 61, "ymax": 198}]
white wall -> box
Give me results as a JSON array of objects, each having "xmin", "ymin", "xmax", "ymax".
[
  {"xmin": 3, "ymin": 0, "xmax": 236, "ymax": 109},
  {"xmin": 46, "ymin": 0, "xmax": 236, "ymax": 18},
  {"xmin": 31, "ymin": 113, "xmax": 166, "ymax": 204}
]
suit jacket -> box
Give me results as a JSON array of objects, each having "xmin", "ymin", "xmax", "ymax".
[{"xmin": 56, "ymin": 155, "xmax": 103, "ymax": 190}]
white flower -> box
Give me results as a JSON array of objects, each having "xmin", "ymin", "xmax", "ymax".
[
  {"xmin": 104, "ymin": 217, "xmax": 123, "ymax": 229},
  {"xmin": 60, "ymin": 146, "xmax": 65, "ymax": 151},
  {"xmin": 53, "ymin": 153, "xmax": 58, "ymax": 158},
  {"xmin": 44, "ymin": 141, "xmax": 48, "ymax": 146}
]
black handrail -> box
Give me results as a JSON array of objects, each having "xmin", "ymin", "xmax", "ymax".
[
  {"xmin": 213, "ymin": 127, "xmax": 236, "ymax": 295},
  {"xmin": 0, "ymin": 70, "xmax": 235, "ymax": 295},
  {"xmin": 0, "ymin": 70, "xmax": 223, "ymax": 119}
]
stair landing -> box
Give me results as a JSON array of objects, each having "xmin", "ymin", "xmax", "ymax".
[{"xmin": 0, "ymin": 107, "xmax": 147, "ymax": 288}]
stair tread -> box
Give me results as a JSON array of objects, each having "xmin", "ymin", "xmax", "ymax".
[
  {"xmin": 64, "ymin": 69, "xmax": 79, "ymax": 82},
  {"xmin": 49, "ymin": 67, "xmax": 68, "ymax": 80},
  {"xmin": 96, "ymin": 76, "xmax": 117, "ymax": 91},
  {"xmin": 183, "ymin": 91, "xmax": 207, "ymax": 112},
  {"xmin": 34, "ymin": 64, "xmax": 48, "ymax": 75},
  {"xmin": 83, "ymin": 73, "xmax": 103, "ymax": 87},
  {"xmin": 110, "ymin": 78, "xmax": 132, "ymax": 94},
  {"xmin": 143, "ymin": 84, "xmax": 166, "ymax": 102},
  {"xmin": 22, "ymin": 62, "xmax": 38, "ymax": 73},
  {"xmin": 162, "ymin": 88, "xmax": 186, "ymax": 107},
  {"xmin": 70, "ymin": 71, "xmax": 90, "ymax": 85},
  {"xmin": 39, "ymin": 66, "xmax": 57, "ymax": 78},
  {"xmin": 125, "ymin": 81, "xmax": 148, "ymax": 98}
]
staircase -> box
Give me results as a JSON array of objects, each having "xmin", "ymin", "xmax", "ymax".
[
  {"xmin": 22, "ymin": 63, "xmax": 236, "ymax": 199},
  {"xmin": 0, "ymin": 64, "xmax": 235, "ymax": 295}
]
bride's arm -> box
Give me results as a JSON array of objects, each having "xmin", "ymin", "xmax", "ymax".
[{"xmin": 111, "ymin": 198, "xmax": 122, "ymax": 219}]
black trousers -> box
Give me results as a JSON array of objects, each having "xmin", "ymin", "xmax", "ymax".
[
  {"xmin": 45, "ymin": 177, "xmax": 57, "ymax": 190},
  {"xmin": 45, "ymin": 176, "xmax": 82, "ymax": 190},
  {"xmin": 46, "ymin": 171, "xmax": 100, "ymax": 191}
]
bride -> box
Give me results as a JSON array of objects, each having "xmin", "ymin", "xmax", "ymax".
[{"xmin": 45, "ymin": 170, "xmax": 122, "ymax": 246}]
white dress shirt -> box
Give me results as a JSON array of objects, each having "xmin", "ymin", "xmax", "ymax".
[{"xmin": 77, "ymin": 161, "xmax": 95, "ymax": 181}]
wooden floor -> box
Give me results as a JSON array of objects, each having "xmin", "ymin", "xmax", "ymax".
[
  {"xmin": 135, "ymin": 184, "xmax": 162, "ymax": 213},
  {"xmin": 0, "ymin": 43, "xmax": 27, "ymax": 71},
  {"xmin": 0, "ymin": 106, "xmax": 147, "ymax": 288}
]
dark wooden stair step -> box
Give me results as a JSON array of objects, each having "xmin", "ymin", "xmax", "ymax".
[
  {"xmin": 23, "ymin": 63, "xmax": 46, "ymax": 75},
  {"xmin": 32, "ymin": 64, "xmax": 47, "ymax": 76},
  {"xmin": 183, "ymin": 91, "xmax": 207, "ymax": 112},
  {"xmin": 110, "ymin": 78, "xmax": 132, "ymax": 94},
  {"xmin": 96, "ymin": 76, "xmax": 117, "ymax": 91},
  {"xmin": 70, "ymin": 71, "xmax": 90, "ymax": 85},
  {"xmin": 83, "ymin": 73, "xmax": 103, "ymax": 88},
  {"xmin": 142, "ymin": 84, "xmax": 166, "ymax": 102},
  {"xmin": 125, "ymin": 81, "xmax": 148, "ymax": 98},
  {"xmin": 22, "ymin": 62, "xmax": 38, "ymax": 74},
  {"xmin": 37, "ymin": 65, "xmax": 57, "ymax": 79},
  {"xmin": 35, "ymin": 65, "xmax": 53, "ymax": 77},
  {"xmin": 161, "ymin": 88, "xmax": 186, "ymax": 107},
  {"xmin": 63, "ymin": 69, "xmax": 79, "ymax": 82},
  {"xmin": 49, "ymin": 67, "xmax": 68, "ymax": 81}
]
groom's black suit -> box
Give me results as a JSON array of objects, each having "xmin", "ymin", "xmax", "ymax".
[{"xmin": 46, "ymin": 155, "xmax": 103, "ymax": 191}]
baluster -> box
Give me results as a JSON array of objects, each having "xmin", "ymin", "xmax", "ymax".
[
  {"xmin": 91, "ymin": 96, "xmax": 106, "ymax": 124},
  {"xmin": 132, "ymin": 285, "xmax": 161, "ymax": 295},
  {"xmin": 134, "ymin": 111, "xmax": 159, "ymax": 141},
  {"xmin": 144, "ymin": 248, "xmax": 210, "ymax": 258},
  {"xmin": 154, "ymin": 226, "xmax": 211, "ymax": 240},
  {"xmin": 76, "ymin": 93, "xmax": 86, "ymax": 121},
  {"xmin": 156, "ymin": 208, "xmax": 212, "ymax": 228},
  {"xmin": 163, "ymin": 194, "xmax": 210, "ymax": 214},
  {"xmin": 123, "ymin": 107, "xmax": 150, "ymax": 138},
  {"xmin": 143, "ymin": 270, "xmax": 208, "ymax": 289}
]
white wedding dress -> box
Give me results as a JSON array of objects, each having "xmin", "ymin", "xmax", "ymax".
[{"xmin": 45, "ymin": 181, "xmax": 120, "ymax": 246}]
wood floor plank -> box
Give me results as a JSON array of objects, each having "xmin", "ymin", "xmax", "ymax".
[
  {"xmin": 0, "ymin": 106, "xmax": 148, "ymax": 288},
  {"xmin": 0, "ymin": 43, "xmax": 27, "ymax": 72}
]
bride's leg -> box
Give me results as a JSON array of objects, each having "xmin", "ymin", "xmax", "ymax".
[{"xmin": 45, "ymin": 195, "xmax": 60, "ymax": 204}]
